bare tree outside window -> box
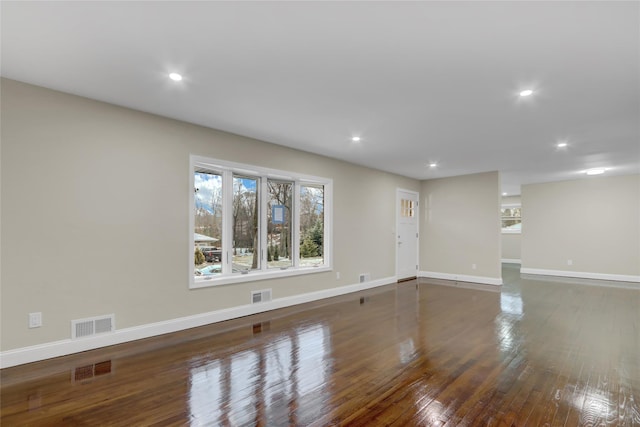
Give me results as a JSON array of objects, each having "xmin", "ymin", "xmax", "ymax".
[
  {"xmin": 233, "ymin": 176, "xmax": 259, "ymax": 271},
  {"xmin": 267, "ymin": 180, "xmax": 293, "ymax": 269},
  {"xmin": 194, "ymin": 171, "xmax": 223, "ymax": 275},
  {"xmin": 300, "ymin": 185, "xmax": 324, "ymax": 266}
]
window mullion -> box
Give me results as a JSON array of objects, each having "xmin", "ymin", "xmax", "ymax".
[
  {"xmin": 260, "ymin": 177, "xmax": 268, "ymax": 271},
  {"xmin": 324, "ymin": 182, "xmax": 332, "ymax": 266},
  {"xmin": 222, "ymin": 170, "xmax": 234, "ymax": 274},
  {"xmin": 293, "ymin": 182, "xmax": 301, "ymax": 268}
]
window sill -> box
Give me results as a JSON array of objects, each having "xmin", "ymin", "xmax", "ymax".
[
  {"xmin": 191, "ymin": 265, "xmax": 332, "ymax": 289},
  {"xmin": 501, "ymin": 230, "xmax": 522, "ymax": 235}
]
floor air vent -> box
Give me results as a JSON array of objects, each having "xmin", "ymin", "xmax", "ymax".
[
  {"xmin": 72, "ymin": 360, "xmax": 112, "ymax": 383},
  {"xmin": 72, "ymin": 314, "xmax": 115, "ymax": 339},
  {"xmin": 251, "ymin": 289, "xmax": 272, "ymax": 304},
  {"xmin": 252, "ymin": 321, "xmax": 271, "ymax": 334}
]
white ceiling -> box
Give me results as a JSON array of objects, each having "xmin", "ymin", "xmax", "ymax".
[{"xmin": 2, "ymin": 1, "xmax": 638, "ymax": 195}]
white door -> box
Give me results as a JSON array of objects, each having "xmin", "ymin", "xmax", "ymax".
[{"xmin": 396, "ymin": 189, "xmax": 419, "ymax": 281}]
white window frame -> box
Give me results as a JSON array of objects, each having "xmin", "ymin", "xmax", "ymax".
[
  {"xmin": 189, "ymin": 155, "xmax": 332, "ymax": 289},
  {"xmin": 501, "ymin": 203, "xmax": 521, "ymax": 234}
]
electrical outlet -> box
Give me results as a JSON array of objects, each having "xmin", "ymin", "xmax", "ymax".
[
  {"xmin": 336, "ymin": 272, "xmax": 340, "ymax": 280},
  {"xmin": 472, "ymin": 263, "xmax": 477, "ymax": 270},
  {"xmin": 567, "ymin": 259, "xmax": 573, "ymax": 266},
  {"xmin": 29, "ymin": 312, "xmax": 42, "ymax": 328}
]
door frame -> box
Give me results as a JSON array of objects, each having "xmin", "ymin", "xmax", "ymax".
[{"xmin": 396, "ymin": 188, "xmax": 420, "ymax": 280}]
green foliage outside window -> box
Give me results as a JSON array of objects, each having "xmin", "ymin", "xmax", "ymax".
[{"xmin": 194, "ymin": 247, "xmax": 205, "ymax": 265}]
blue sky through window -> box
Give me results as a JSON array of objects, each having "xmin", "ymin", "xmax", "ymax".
[{"xmin": 195, "ymin": 172, "xmax": 222, "ymax": 214}]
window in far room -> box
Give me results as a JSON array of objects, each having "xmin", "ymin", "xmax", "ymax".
[{"xmin": 501, "ymin": 205, "xmax": 521, "ymax": 233}]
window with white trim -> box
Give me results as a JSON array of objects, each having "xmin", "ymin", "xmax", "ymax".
[
  {"xmin": 190, "ymin": 156, "xmax": 332, "ymax": 288},
  {"xmin": 501, "ymin": 204, "xmax": 521, "ymax": 233}
]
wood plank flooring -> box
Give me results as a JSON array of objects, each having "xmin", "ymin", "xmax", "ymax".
[{"xmin": 2, "ymin": 264, "xmax": 639, "ymax": 426}]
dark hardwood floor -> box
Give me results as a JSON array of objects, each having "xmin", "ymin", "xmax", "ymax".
[{"xmin": 2, "ymin": 264, "xmax": 639, "ymax": 426}]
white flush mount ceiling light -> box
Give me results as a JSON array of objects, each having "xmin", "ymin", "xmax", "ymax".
[
  {"xmin": 502, "ymin": 192, "xmax": 508, "ymax": 196},
  {"xmin": 519, "ymin": 89, "xmax": 534, "ymax": 97},
  {"xmin": 585, "ymin": 168, "xmax": 606, "ymax": 176},
  {"xmin": 556, "ymin": 141, "xmax": 568, "ymax": 148},
  {"xmin": 351, "ymin": 136, "xmax": 361, "ymax": 142},
  {"xmin": 169, "ymin": 72, "xmax": 183, "ymax": 82},
  {"xmin": 429, "ymin": 162, "xmax": 437, "ymax": 168}
]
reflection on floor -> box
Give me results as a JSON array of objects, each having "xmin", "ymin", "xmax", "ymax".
[{"xmin": 2, "ymin": 264, "xmax": 639, "ymax": 425}]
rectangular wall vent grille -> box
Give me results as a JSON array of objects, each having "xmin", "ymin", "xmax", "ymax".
[
  {"xmin": 251, "ymin": 289, "xmax": 272, "ymax": 304},
  {"xmin": 95, "ymin": 317, "xmax": 113, "ymax": 334},
  {"xmin": 72, "ymin": 315, "xmax": 115, "ymax": 339},
  {"xmin": 75, "ymin": 321, "xmax": 94, "ymax": 338}
]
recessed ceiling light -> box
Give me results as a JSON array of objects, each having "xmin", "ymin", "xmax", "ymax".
[
  {"xmin": 169, "ymin": 72, "xmax": 183, "ymax": 81},
  {"xmin": 351, "ymin": 136, "xmax": 361, "ymax": 142},
  {"xmin": 557, "ymin": 142, "xmax": 568, "ymax": 148},
  {"xmin": 519, "ymin": 89, "xmax": 534, "ymax": 97},
  {"xmin": 585, "ymin": 168, "xmax": 606, "ymax": 176},
  {"xmin": 502, "ymin": 192, "xmax": 508, "ymax": 196},
  {"xmin": 429, "ymin": 162, "xmax": 437, "ymax": 168}
]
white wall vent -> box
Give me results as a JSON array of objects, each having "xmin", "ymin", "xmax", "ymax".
[
  {"xmin": 72, "ymin": 314, "xmax": 115, "ymax": 339},
  {"xmin": 359, "ymin": 273, "xmax": 371, "ymax": 283},
  {"xmin": 251, "ymin": 289, "xmax": 272, "ymax": 304}
]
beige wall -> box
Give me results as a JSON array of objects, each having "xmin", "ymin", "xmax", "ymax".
[
  {"xmin": 502, "ymin": 195, "xmax": 521, "ymax": 206},
  {"xmin": 420, "ymin": 171, "xmax": 502, "ymax": 281},
  {"xmin": 521, "ymin": 175, "xmax": 640, "ymax": 277},
  {"xmin": 501, "ymin": 195, "xmax": 521, "ymax": 261},
  {"xmin": 501, "ymin": 234, "xmax": 521, "ymax": 261},
  {"xmin": 0, "ymin": 79, "xmax": 420, "ymax": 351}
]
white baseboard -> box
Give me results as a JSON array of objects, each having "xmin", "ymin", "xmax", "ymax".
[
  {"xmin": 418, "ymin": 271, "xmax": 503, "ymax": 286},
  {"xmin": 501, "ymin": 258, "xmax": 521, "ymax": 264},
  {"xmin": 0, "ymin": 276, "xmax": 396, "ymax": 369},
  {"xmin": 520, "ymin": 268, "xmax": 640, "ymax": 283}
]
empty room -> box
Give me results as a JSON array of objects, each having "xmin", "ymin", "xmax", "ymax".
[{"xmin": 1, "ymin": 1, "xmax": 638, "ymax": 425}]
